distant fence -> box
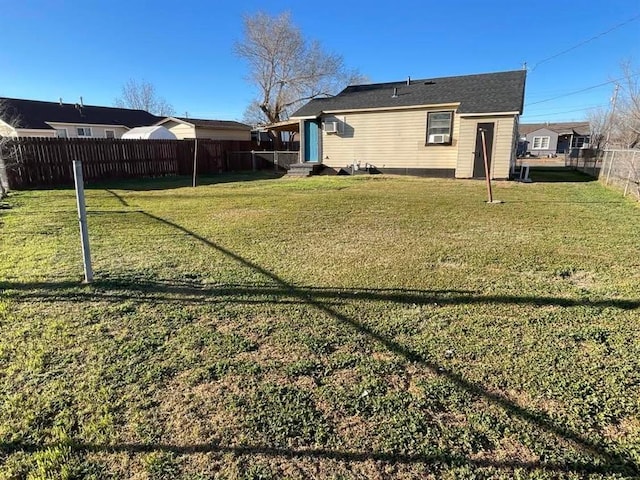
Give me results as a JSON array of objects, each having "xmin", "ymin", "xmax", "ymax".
[
  {"xmin": 227, "ymin": 151, "xmax": 299, "ymax": 171},
  {"xmin": 567, "ymin": 148, "xmax": 639, "ymax": 200},
  {"xmin": 0, "ymin": 138, "xmax": 299, "ymax": 189}
]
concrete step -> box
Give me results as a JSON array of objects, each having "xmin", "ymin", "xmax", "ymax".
[{"xmin": 287, "ymin": 163, "xmax": 324, "ymax": 177}]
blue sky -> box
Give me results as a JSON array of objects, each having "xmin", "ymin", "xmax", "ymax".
[{"xmin": 1, "ymin": 0, "xmax": 638, "ymax": 123}]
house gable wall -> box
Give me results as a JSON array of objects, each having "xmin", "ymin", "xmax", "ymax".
[
  {"xmin": 0, "ymin": 119, "xmax": 17, "ymax": 136},
  {"xmin": 319, "ymin": 108, "xmax": 516, "ymax": 179},
  {"xmin": 320, "ymin": 108, "xmax": 460, "ymax": 172},
  {"xmin": 194, "ymin": 127, "xmax": 251, "ymax": 141},
  {"xmin": 524, "ymin": 127, "xmax": 558, "ymax": 155},
  {"xmin": 162, "ymin": 120, "xmax": 196, "ymax": 139},
  {"xmin": 15, "ymin": 128, "xmax": 57, "ymax": 138},
  {"xmin": 46, "ymin": 122, "xmax": 129, "ymax": 138}
]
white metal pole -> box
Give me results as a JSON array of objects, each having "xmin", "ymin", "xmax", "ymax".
[
  {"xmin": 192, "ymin": 138, "xmax": 198, "ymax": 187},
  {"xmin": 72, "ymin": 160, "xmax": 93, "ymax": 283}
]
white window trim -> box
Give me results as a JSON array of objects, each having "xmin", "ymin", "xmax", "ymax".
[
  {"xmin": 426, "ymin": 110, "xmax": 454, "ymax": 145},
  {"xmin": 77, "ymin": 126, "xmax": 93, "ymax": 137},
  {"xmin": 105, "ymin": 129, "xmax": 116, "ymax": 139},
  {"xmin": 532, "ymin": 136, "xmax": 550, "ymax": 149}
]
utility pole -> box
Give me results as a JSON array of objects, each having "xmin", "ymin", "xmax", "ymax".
[{"xmin": 604, "ymin": 83, "xmax": 620, "ymax": 148}]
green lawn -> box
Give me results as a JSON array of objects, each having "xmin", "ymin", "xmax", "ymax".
[{"xmin": 1, "ymin": 171, "xmax": 639, "ymax": 479}]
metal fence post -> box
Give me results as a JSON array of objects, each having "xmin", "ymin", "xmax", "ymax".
[
  {"xmin": 605, "ymin": 151, "xmax": 615, "ymax": 184},
  {"xmin": 274, "ymin": 150, "xmax": 279, "ymax": 171},
  {"xmin": 625, "ymin": 151, "xmax": 637, "ymax": 197},
  {"xmin": 251, "ymin": 150, "xmax": 256, "ymax": 171},
  {"xmin": 72, "ymin": 160, "xmax": 93, "ymax": 283}
]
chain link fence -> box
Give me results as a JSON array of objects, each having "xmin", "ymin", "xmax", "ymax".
[
  {"xmin": 567, "ymin": 149, "xmax": 639, "ymax": 201},
  {"xmin": 226, "ymin": 151, "xmax": 299, "ymax": 172}
]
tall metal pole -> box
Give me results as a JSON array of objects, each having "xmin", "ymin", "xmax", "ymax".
[
  {"xmin": 72, "ymin": 160, "xmax": 93, "ymax": 283},
  {"xmin": 480, "ymin": 129, "xmax": 494, "ymax": 203}
]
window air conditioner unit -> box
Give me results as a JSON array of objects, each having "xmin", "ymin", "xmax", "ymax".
[
  {"xmin": 324, "ymin": 121, "xmax": 339, "ymax": 134},
  {"xmin": 428, "ymin": 133, "xmax": 449, "ymax": 144}
]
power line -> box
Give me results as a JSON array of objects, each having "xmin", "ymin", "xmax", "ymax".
[
  {"xmin": 525, "ymin": 101, "xmax": 610, "ymax": 111},
  {"xmin": 522, "ymin": 105, "xmax": 608, "ymax": 119},
  {"xmin": 524, "ymin": 74, "xmax": 640, "ymax": 106},
  {"xmin": 531, "ymin": 13, "xmax": 640, "ymax": 71}
]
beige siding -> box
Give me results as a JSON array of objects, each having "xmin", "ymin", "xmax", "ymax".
[
  {"xmin": 455, "ymin": 116, "xmax": 516, "ymax": 179},
  {"xmin": 46, "ymin": 122, "xmax": 129, "ymax": 139},
  {"xmin": 163, "ymin": 121, "xmax": 196, "ymax": 139},
  {"xmin": 14, "ymin": 128, "xmax": 57, "ymax": 138},
  {"xmin": 162, "ymin": 120, "xmax": 251, "ymax": 141},
  {"xmin": 194, "ymin": 127, "xmax": 251, "ymax": 141},
  {"xmin": 0, "ymin": 120, "xmax": 17, "ymax": 136},
  {"xmin": 320, "ymin": 108, "xmax": 460, "ymax": 170}
]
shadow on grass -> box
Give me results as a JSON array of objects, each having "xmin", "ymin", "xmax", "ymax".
[
  {"xmin": 527, "ymin": 167, "xmax": 596, "ymax": 183},
  {"xmin": 2, "ymin": 280, "xmax": 638, "ymax": 311},
  {"xmin": 89, "ymin": 171, "xmax": 286, "ymax": 192},
  {"xmin": 2, "ymin": 211, "xmax": 639, "ymax": 476},
  {"xmin": 0, "ymin": 441, "xmax": 632, "ymax": 476}
]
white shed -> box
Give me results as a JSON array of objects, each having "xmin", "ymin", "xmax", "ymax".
[{"xmin": 121, "ymin": 126, "xmax": 177, "ymax": 140}]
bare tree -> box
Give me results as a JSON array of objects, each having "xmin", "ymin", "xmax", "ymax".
[
  {"xmin": 114, "ymin": 79, "xmax": 175, "ymax": 116},
  {"xmin": 586, "ymin": 106, "xmax": 607, "ymax": 150},
  {"xmin": 594, "ymin": 61, "xmax": 640, "ymax": 149},
  {"xmin": 0, "ymin": 100, "xmax": 21, "ymax": 198},
  {"xmin": 235, "ymin": 11, "xmax": 365, "ymax": 127},
  {"xmin": 615, "ymin": 61, "xmax": 640, "ymax": 148}
]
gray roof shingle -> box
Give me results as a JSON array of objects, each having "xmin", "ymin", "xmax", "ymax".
[
  {"xmin": 519, "ymin": 122, "xmax": 590, "ymax": 136},
  {"xmin": 291, "ymin": 70, "xmax": 526, "ymax": 117},
  {"xmin": 0, "ymin": 97, "xmax": 161, "ymax": 130},
  {"xmin": 176, "ymin": 117, "xmax": 252, "ymax": 130}
]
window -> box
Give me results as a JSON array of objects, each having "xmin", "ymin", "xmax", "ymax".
[
  {"xmin": 105, "ymin": 129, "xmax": 115, "ymax": 139},
  {"xmin": 426, "ymin": 111, "xmax": 453, "ymax": 145},
  {"xmin": 56, "ymin": 128, "xmax": 68, "ymax": 138},
  {"xmin": 532, "ymin": 136, "xmax": 550, "ymax": 149},
  {"xmin": 571, "ymin": 136, "xmax": 588, "ymax": 148},
  {"xmin": 77, "ymin": 127, "xmax": 92, "ymax": 137}
]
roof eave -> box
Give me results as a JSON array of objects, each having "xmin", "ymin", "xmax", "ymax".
[
  {"xmin": 458, "ymin": 111, "xmax": 521, "ymax": 117},
  {"xmin": 155, "ymin": 116, "xmax": 192, "ymax": 127}
]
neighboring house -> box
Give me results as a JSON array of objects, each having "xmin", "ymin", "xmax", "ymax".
[
  {"xmin": 289, "ymin": 70, "xmax": 526, "ymax": 179},
  {"xmin": 0, "ymin": 97, "xmax": 161, "ymax": 138},
  {"xmin": 155, "ymin": 117, "xmax": 252, "ymax": 141},
  {"xmin": 518, "ymin": 122, "xmax": 590, "ymax": 157}
]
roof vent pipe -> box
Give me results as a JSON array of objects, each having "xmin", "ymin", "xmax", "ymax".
[
  {"xmin": 392, "ymin": 87, "xmax": 398, "ymax": 98},
  {"xmin": 80, "ymin": 96, "xmax": 84, "ymax": 107},
  {"xmin": 59, "ymin": 98, "xmax": 63, "ymax": 106},
  {"xmin": 407, "ymin": 76, "xmax": 411, "ymax": 86}
]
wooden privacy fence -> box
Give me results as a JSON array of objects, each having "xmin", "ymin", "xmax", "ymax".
[{"xmin": 0, "ymin": 137, "xmax": 264, "ymax": 189}]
